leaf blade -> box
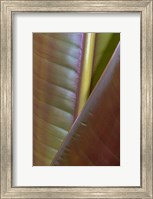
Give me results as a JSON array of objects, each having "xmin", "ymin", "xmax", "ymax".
[
  {"xmin": 33, "ymin": 33, "xmax": 85, "ymax": 165},
  {"xmin": 52, "ymin": 43, "xmax": 120, "ymax": 166}
]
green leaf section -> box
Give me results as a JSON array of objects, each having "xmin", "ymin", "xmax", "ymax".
[{"xmin": 90, "ymin": 33, "xmax": 120, "ymax": 91}]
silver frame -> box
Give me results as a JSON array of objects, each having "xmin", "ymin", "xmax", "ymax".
[{"xmin": 1, "ymin": 1, "xmax": 152, "ymax": 198}]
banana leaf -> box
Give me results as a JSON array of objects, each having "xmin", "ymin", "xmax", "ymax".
[
  {"xmin": 33, "ymin": 33, "xmax": 85, "ymax": 165},
  {"xmin": 52, "ymin": 43, "xmax": 120, "ymax": 166},
  {"xmin": 33, "ymin": 33, "xmax": 120, "ymax": 166}
]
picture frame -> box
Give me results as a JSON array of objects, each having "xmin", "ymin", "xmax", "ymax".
[{"xmin": 0, "ymin": 0, "xmax": 152, "ymax": 198}]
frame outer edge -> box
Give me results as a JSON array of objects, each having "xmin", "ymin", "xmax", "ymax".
[
  {"xmin": 1, "ymin": 1, "xmax": 9, "ymax": 198},
  {"xmin": 145, "ymin": 1, "xmax": 152, "ymax": 198},
  {"xmin": 0, "ymin": 0, "xmax": 153, "ymax": 198}
]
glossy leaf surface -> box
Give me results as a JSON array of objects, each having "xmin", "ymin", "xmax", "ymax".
[{"xmin": 33, "ymin": 33, "xmax": 85, "ymax": 165}]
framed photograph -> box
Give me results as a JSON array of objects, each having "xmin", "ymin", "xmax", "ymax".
[{"xmin": 1, "ymin": 0, "xmax": 152, "ymax": 198}]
